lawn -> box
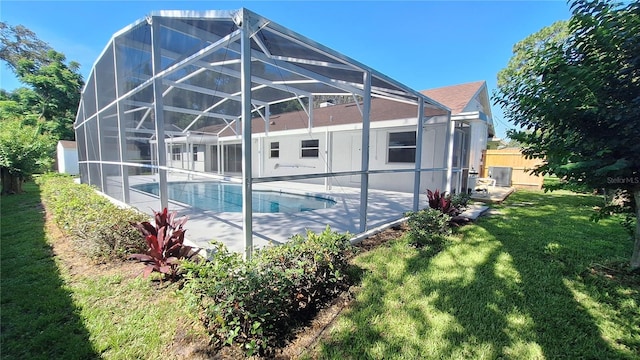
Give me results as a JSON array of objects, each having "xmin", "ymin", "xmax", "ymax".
[
  {"xmin": 1, "ymin": 182, "xmax": 638, "ymax": 359},
  {"xmin": 312, "ymin": 190, "xmax": 639, "ymax": 359},
  {"xmin": 0, "ymin": 181, "xmax": 210, "ymax": 360}
]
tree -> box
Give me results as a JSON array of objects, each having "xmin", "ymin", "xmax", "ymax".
[
  {"xmin": 0, "ymin": 118, "xmax": 55, "ymax": 194},
  {"xmin": 494, "ymin": 0, "xmax": 640, "ymax": 270},
  {"xmin": 1, "ymin": 22, "xmax": 84, "ymax": 141},
  {"xmin": 13, "ymin": 51, "xmax": 83, "ymax": 140},
  {"xmin": 0, "ymin": 22, "xmax": 52, "ymax": 71}
]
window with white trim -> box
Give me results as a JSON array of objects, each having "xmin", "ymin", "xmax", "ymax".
[
  {"xmin": 270, "ymin": 142, "xmax": 279, "ymax": 158},
  {"xmin": 387, "ymin": 131, "xmax": 416, "ymax": 163},
  {"xmin": 193, "ymin": 146, "xmax": 198, "ymax": 161},
  {"xmin": 301, "ymin": 139, "xmax": 319, "ymax": 158}
]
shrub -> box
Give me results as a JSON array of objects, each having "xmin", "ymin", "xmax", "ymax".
[
  {"xmin": 130, "ymin": 208, "xmax": 200, "ymax": 280},
  {"xmin": 406, "ymin": 208, "xmax": 451, "ymax": 247},
  {"xmin": 181, "ymin": 226, "xmax": 354, "ymax": 356},
  {"xmin": 450, "ymin": 192, "xmax": 471, "ymax": 211},
  {"xmin": 36, "ymin": 173, "xmax": 148, "ymax": 261}
]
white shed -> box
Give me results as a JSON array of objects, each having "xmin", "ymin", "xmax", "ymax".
[{"xmin": 57, "ymin": 140, "xmax": 79, "ymax": 175}]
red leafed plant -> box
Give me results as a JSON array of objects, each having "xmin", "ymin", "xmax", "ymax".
[
  {"xmin": 426, "ymin": 189, "xmax": 459, "ymax": 216},
  {"xmin": 129, "ymin": 208, "xmax": 200, "ymax": 280}
]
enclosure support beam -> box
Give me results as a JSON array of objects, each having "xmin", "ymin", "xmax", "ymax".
[
  {"xmin": 443, "ymin": 112, "xmax": 454, "ymax": 193},
  {"xmin": 151, "ymin": 17, "xmax": 168, "ymax": 209},
  {"xmin": 413, "ymin": 99, "xmax": 425, "ymax": 211},
  {"xmin": 258, "ymin": 137, "xmax": 263, "ymax": 177},
  {"xmin": 217, "ymin": 141, "xmax": 222, "ymax": 175},
  {"xmin": 308, "ymin": 97, "xmax": 313, "ymax": 130},
  {"xmin": 324, "ymin": 128, "xmax": 332, "ymax": 191},
  {"xmin": 359, "ymin": 71, "xmax": 372, "ymax": 233},
  {"xmin": 188, "ymin": 138, "xmax": 193, "ymax": 180},
  {"xmin": 264, "ymin": 104, "xmax": 270, "ymax": 136},
  {"xmin": 113, "ymin": 41, "xmax": 130, "ymax": 203},
  {"xmin": 94, "ymin": 74, "xmax": 107, "ymax": 193},
  {"xmin": 240, "ymin": 11, "xmax": 254, "ymax": 260}
]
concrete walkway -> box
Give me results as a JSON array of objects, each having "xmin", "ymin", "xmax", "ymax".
[
  {"xmin": 459, "ymin": 203, "xmax": 490, "ymax": 220},
  {"xmin": 470, "ymin": 186, "xmax": 515, "ymax": 204},
  {"xmin": 121, "ymin": 175, "xmax": 426, "ymax": 254}
]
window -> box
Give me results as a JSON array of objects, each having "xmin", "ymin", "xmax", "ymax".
[
  {"xmin": 171, "ymin": 146, "xmax": 181, "ymax": 161},
  {"xmin": 387, "ymin": 131, "xmax": 416, "ymax": 163},
  {"xmin": 301, "ymin": 139, "xmax": 319, "ymax": 158},
  {"xmin": 270, "ymin": 142, "xmax": 279, "ymax": 158},
  {"xmin": 193, "ymin": 146, "xmax": 198, "ymax": 161}
]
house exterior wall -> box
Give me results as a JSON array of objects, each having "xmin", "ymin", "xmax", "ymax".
[
  {"xmin": 167, "ymin": 144, "xmax": 208, "ymax": 173},
  {"xmin": 56, "ymin": 142, "xmax": 79, "ymax": 175},
  {"xmin": 468, "ymin": 120, "xmax": 489, "ymax": 174},
  {"xmin": 162, "ymin": 116, "xmax": 460, "ymax": 194},
  {"xmin": 197, "ymin": 118, "xmax": 452, "ymax": 193}
]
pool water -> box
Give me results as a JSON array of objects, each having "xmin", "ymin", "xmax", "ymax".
[{"xmin": 132, "ymin": 182, "xmax": 336, "ymax": 213}]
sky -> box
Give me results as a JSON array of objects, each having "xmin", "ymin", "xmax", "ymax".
[{"xmin": 0, "ymin": 0, "xmax": 572, "ymax": 139}]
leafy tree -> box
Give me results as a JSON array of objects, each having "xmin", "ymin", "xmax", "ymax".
[
  {"xmin": 1, "ymin": 22, "xmax": 84, "ymax": 141},
  {"xmin": 13, "ymin": 50, "xmax": 83, "ymax": 140},
  {"xmin": 0, "ymin": 22, "xmax": 52, "ymax": 71},
  {"xmin": 0, "ymin": 118, "xmax": 55, "ymax": 194},
  {"xmin": 494, "ymin": 0, "xmax": 640, "ymax": 269}
]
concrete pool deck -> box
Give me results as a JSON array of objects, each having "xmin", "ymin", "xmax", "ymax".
[{"xmin": 117, "ymin": 174, "xmax": 428, "ymax": 254}]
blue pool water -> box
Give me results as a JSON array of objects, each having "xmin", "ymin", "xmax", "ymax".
[{"xmin": 132, "ymin": 182, "xmax": 336, "ymax": 213}]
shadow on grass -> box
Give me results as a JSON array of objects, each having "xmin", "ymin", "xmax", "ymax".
[
  {"xmin": 0, "ymin": 181, "xmax": 98, "ymax": 359},
  {"xmin": 316, "ymin": 191, "xmax": 637, "ymax": 359}
]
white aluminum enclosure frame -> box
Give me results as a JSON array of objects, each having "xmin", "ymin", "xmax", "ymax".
[{"xmin": 74, "ymin": 8, "xmax": 452, "ymax": 259}]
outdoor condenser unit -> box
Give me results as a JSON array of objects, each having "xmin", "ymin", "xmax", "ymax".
[{"xmin": 488, "ymin": 166, "xmax": 512, "ymax": 187}]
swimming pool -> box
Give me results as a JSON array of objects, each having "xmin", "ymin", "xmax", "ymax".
[{"xmin": 132, "ymin": 181, "xmax": 337, "ymax": 213}]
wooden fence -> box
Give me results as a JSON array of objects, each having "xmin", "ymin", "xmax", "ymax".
[{"xmin": 480, "ymin": 149, "xmax": 544, "ymax": 189}]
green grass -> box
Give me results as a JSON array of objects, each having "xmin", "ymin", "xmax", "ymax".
[
  {"xmin": 3, "ymin": 182, "xmax": 638, "ymax": 359},
  {"xmin": 313, "ymin": 190, "xmax": 639, "ymax": 359},
  {"xmin": 1, "ymin": 181, "xmax": 207, "ymax": 359},
  {"xmin": 1, "ymin": 181, "xmax": 97, "ymax": 359}
]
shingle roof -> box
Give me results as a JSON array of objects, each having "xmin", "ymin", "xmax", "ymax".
[
  {"xmin": 420, "ymin": 81, "xmax": 486, "ymax": 115},
  {"xmin": 195, "ymin": 81, "xmax": 488, "ymax": 136},
  {"xmin": 204, "ymin": 97, "xmax": 446, "ymax": 136}
]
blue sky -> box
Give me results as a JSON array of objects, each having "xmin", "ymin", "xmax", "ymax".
[{"xmin": 0, "ymin": 1, "xmax": 572, "ymax": 138}]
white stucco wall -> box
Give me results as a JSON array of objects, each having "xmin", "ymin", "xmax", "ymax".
[
  {"xmin": 168, "ymin": 144, "xmax": 207, "ymax": 173},
  {"xmin": 468, "ymin": 120, "xmax": 488, "ymax": 173},
  {"xmin": 248, "ymin": 120, "xmax": 450, "ymax": 193},
  {"xmin": 163, "ymin": 118, "xmax": 460, "ymax": 195},
  {"xmin": 57, "ymin": 142, "xmax": 79, "ymax": 175}
]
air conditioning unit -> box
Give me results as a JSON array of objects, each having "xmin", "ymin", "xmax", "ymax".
[{"xmin": 489, "ymin": 166, "xmax": 512, "ymax": 187}]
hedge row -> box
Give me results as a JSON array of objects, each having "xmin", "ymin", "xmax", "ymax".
[
  {"xmin": 36, "ymin": 174, "xmax": 148, "ymax": 262},
  {"xmin": 181, "ymin": 226, "xmax": 355, "ymax": 356}
]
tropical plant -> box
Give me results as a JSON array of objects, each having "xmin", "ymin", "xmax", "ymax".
[
  {"xmin": 426, "ymin": 189, "xmax": 459, "ymax": 216},
  {"xmin": 129, "ymin": 208, "xmax": 200, "ymax": 279}
]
